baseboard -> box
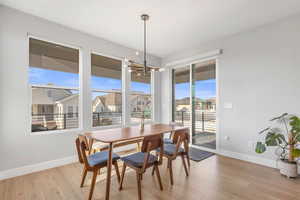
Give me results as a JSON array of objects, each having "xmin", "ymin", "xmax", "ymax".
[
  {"xmin": 218, "ymin": 150, "xmax": 277, "ymax": 168},
  {"xmin": 0, "ymin": 155, "xmax": 78, "ymax": 181},
  {"xmin": 0, "ymin": 144, "xmax": 137, "ymax": 181}
]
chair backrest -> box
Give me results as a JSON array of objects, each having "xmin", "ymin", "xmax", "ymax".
[
  {"xmin": 75, "ymin": 135, "xmax": 90, "ymax": 167},
  {"xmin": 173, "ymin": 128, "xmax": 189, "ymax": 144},
  {"xmin": 172, "ymin": 128, "xmax": 190, "ymax": 156},
  {"xmin": 141, "ymin": 134, "xmax": 162, "ymax": 152},
  {"xmin": 140, "ymin": 134, "xmax": 163, "ymax": 171}
]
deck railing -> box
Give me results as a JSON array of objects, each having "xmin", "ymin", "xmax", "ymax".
[
  {"xmin": 31, "ymin": 111, "xmax": 152, "ymax": 132},
  {"xmin": 174, "ymin": 110, "xmax": 216, "ymax": 133}
]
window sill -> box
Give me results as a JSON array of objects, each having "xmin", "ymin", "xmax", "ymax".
[
  {"xmin": 130, "ymin": 121, "xmax": 153, "ymax": 126},
  {"xmin": 30, "ymin": 128, "xmax": 83, "ymax": 136},
  {"xmin": 89, "ymin": 124, "xmax": 122, "ymax": 131}
]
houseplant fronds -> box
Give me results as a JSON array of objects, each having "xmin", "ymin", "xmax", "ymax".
[{"xmin": 255, "ymin": 113, "xmax": 300, "ymax": 163}]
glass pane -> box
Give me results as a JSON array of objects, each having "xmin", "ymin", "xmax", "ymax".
[
  {"xmin": 131, "ymin": 71, "xmax": 151, "ymax": 123},
  {"xmin": 192, "ymin": 60, "xmax": 216, "ymax": 149},
  {"xmin": 172, "ymin": 66, "xmax": 190, "ymax": 127},
  {"xmin": 31, "ymin": 88, "xmax": 79, "ymax": 132},
  {"xmin": 29, "ymin": 38, "xmax": 79, "ymax": 132},
  {"xmin": 92, "ymin": 91, "xmax": 122, "ymax": 126},
  {"xmin": 91, "ymin": 54, "xmax": 122, "ymax": 127}
]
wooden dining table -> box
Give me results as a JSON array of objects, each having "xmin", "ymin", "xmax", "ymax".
[{"xmin": 85, "ymin": 123, "xmax": 187, "ymax": 200}]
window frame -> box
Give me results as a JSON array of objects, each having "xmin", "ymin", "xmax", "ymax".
[
  {"xmin": 28, "ymin": 35, "xmax": 83, "ymax": 135},
  {"xmin": 27, "ymin": 35, "xmax": 157, "ymax": 135},
  {"xmin": 89, "ymin": 51, "xmax": 124, "ymax": 130},
  {"xmin": 129, "ymin": 70, "xmax": 154, "ymax": 125}
]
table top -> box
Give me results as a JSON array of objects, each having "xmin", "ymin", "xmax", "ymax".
[{"xmin": 85, "ymin": 123, "xmax": 188, "ymax": 143}]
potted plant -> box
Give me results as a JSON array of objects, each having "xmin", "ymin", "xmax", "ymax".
[{"xmin": 255, "ymin": 113, "xmax": 300, "ymax": 178}]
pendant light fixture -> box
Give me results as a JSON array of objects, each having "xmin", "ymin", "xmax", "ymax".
[{"xmin": 127, "ymin": 14, "xmax": 164, "ymax": 74}]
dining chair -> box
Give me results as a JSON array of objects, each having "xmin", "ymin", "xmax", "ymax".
[
  {"xmin": 163, "ymin": 121, "xmax": 184, "ymax": 144},
  {"xmin": 154, "ymin": 128, "xmax": 190, "ymax": 185},
  {"xmin": 119, "ymin": 134, "xmax": 164, "ymax": 200},
  {"xmin": 75, "ymin": 135, "xmax": 121, "ymax": 200}
]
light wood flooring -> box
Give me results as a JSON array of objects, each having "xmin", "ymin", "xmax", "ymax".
[{"xmin": 0, "ymin": 155, "xmax": 299, "ymax": 200}]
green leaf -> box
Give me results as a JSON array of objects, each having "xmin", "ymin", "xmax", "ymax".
[
  {"xmin": 270, "ymin": 113, "xmax": 288, "ymax": 121},
  {"xmin": 255, "ymin": 142, "xmax": 266, "ymax": 153},
  {"xmin": 295, "ymin": 133, "xmax": 300, "ymax": 142},
  {"xmin": 258, "ymin": 127, "xmax": 270, "ymax": 134},
  {"xmin": 292, "ymin": 149, "xmax": 300, "ymax": 158},
  {"xmin": 265, "ymin": 132, "xmax": 285, "ymax": 146},
  {"xmin": 290, "ymin": 116, "xmax": 300, "ymax": 136}
]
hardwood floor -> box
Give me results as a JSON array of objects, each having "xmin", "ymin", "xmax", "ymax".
[{"xmin": 0, "ymin": 155, "xmax": 299, "ymax": 200}]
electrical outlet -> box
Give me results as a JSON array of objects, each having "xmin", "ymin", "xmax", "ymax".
[{"xmin": 224, "ymin": 102, "xmax": 233, "ymax": 109}]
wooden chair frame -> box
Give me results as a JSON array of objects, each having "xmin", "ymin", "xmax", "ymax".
[
  {"xmin": 119, "ymin": 134, "xmax": 164, "ymax": 200},
  {"xmin": 153, "ymin": 128, "xmax": 190, "ymax": 185},
  {"xmin": 75, "ymin": 135, "xmax": 121, "ymax": 200}
]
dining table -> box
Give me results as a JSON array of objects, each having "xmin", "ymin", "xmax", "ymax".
[{"xmin": 85, "ymin": 123, "xmax": 187, "ymax": 200}]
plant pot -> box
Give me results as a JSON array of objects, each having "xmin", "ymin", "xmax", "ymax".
[{"xmin": 277, "ymin": 159, "xmax": 298, "ymax": 178}]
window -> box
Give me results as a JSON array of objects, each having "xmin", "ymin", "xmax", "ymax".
[
  {"xmin": 130, "ymin": 70, "xmax": 152, "ymax": 123},
  {"xmin": 172, "ymin": 66, "xmax": 190, "ymax": 126},
  {"xmin": 91, "ymin": 53, "xmax": 122, "ymax": 127},
  {"xmin": 29, "ymin": 38, "xmax": 80, "ymax": 132}
]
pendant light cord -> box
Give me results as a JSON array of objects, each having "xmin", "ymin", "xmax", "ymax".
[{"xmin": 144, "ymin": 18, "xmax": 147, "ymax": 74}]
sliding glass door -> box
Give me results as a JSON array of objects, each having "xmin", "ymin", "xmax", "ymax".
[
  {"xmin": 192, "ymin": 60, "xmax": 216, "ymax": 149},
  {"xmin": 172, "ymin": 60, "xmax": 217, "ymax": 151}
]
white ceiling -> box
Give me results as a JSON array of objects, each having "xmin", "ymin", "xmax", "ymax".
[{"xmin": 2, "ymin": 0, "xmax": 300, "ymax": 57}]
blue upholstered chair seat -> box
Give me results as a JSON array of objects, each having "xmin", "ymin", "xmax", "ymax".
[
  {"xmin": 156, "ymin": 144, "xmax": 184, "ymax": 156},
  {"xmin": 163, "ymin": 138, "xmax": 173, "ymax": 144},
  {"xmin": 87, "ymin": 151, "xmax": 120, "ymax": 167},
  {"xmin": 121, "ymin": 152, "xmax": 158, "ymax": 168}
]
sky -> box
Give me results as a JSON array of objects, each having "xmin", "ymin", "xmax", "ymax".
[
  {"xmin": 175, "ymin": 79, "xmax": 216, "ymax": 99},
  {"xmin": 29, "ymin": 67, "xmax": 215, "ymax": 99},
  {"xmin": 29, "ymin": 67, "xmax": 151, "ymax": 94}
]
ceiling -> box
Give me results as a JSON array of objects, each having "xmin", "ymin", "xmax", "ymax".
[{"xmin": 2, "ymin": 0, "xmax": 300, "ymax": 57}]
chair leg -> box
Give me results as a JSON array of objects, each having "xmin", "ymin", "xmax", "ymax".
[
  {"xmin": 151, "ymin": 165, "xmax": 155, "ymax": 176},
  {"xmin": 155, "ymin": 165, "xmax": 163, "ymax": 191},
  {"xmin": 168, "ymin": 159, "xmax": 174, "ymax": 185},
  {"xmin": 186, "ymin": 153, "xmax": 191, "ymax": 167},
  {"xmin": 181, "ymin": 154, "xmax": 189, "ymax": 176},
  {"xmin": 136, "ymin": 172, "xmax": 142, "ymax": 200},
  {"xmin": 80, "ymin": 167, "xmax": 88, "ymax": 187},
  {"xmin": 88, "ymin": 169, "xmax": 98, "ymax": 200},
  {"xmin": 119, "ymin": 163, "xmax": 126, "ymax": 190},
  {"xmin": 113, "ymin": 161, "xmax": 121, "ymax": 183}
]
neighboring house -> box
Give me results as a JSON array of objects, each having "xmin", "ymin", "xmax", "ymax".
[
  {"xmin": 175, "ymin": 97, "xmax": 216, "ymax": 111},
  {"xmin": 92, "ymin": 92, "xmax": 122, "ymax": 113},
  {"xmin": 32, "ymin": 86, "xmax": 151, "ymax": 130},
  {"xmin": 130, "ymin": 92, "xmax": 151, "ymax": 112},
  {"xmin": 31, "ymin": 86, "xmax": 79, "ymax": 130}
]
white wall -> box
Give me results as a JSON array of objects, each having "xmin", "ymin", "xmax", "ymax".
[
  {"xmin": 161, "ymin": 13, "xmax": 300, "ymax": 165},
  {"xmin": 0, "ymin": 6, "xmax": 161, "ymax": 172}
]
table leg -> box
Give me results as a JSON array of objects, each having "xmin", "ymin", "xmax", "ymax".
[{"xmin": 105, "ymin": 142, "xmax": 113, "ymax": 200}]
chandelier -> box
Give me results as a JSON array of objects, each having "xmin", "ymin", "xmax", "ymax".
[{"xmin": 127, "ymin": 14, "xmax": 164, "ymax": 75}]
